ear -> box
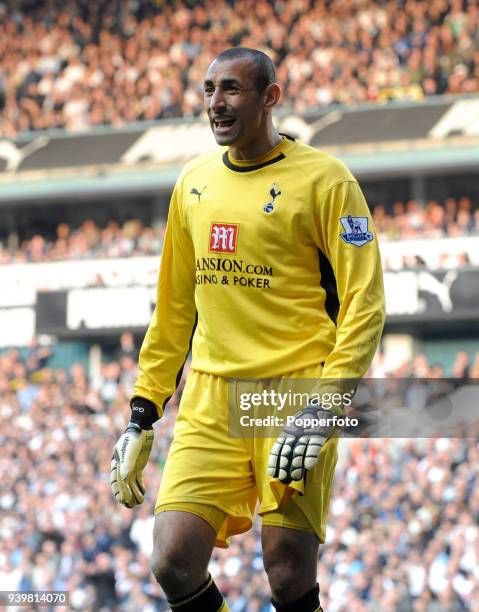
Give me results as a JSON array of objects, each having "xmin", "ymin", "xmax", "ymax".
[{"xmin": 263, "ymin": 83, "xmax": 281, "ymax": 111}]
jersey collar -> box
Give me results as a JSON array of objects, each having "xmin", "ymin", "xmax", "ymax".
[{"xmin": 222, "ymin": 134, "xmax": 295, "ymax": 173}]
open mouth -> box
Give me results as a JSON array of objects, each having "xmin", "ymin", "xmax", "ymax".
[{"xmin": 213, "ymin": 118, "xmax": 236, "ymax": 129}]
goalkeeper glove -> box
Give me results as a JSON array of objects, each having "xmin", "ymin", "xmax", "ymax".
[
  {"xmin": 111, "ymin": 397, "xmax": 158, "ymax": 508},
  {"xmin": 268, "ymin": 405, "xmax": 336, "ymax": 484}
]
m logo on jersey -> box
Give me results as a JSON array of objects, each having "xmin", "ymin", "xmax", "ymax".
[
  {"xmin": 209, "ymin": 223, "xmax": 239, "ymax": 253},
  {"xmin": 263, "ymin": 183, "xmax": 281, "ymax": 213},
  {"xmin": 340, "ymin": 215, "xmax": 373, "ymax": 247}
]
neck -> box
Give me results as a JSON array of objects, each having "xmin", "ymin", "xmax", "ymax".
[{"xmin": 228, "ymin": 125, "xmax": 282, "ymax": 161}]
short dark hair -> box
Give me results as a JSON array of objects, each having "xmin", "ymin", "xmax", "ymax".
[{"xmin": 215, "ymin": 47, "xmax": 276, "ymax": 92}]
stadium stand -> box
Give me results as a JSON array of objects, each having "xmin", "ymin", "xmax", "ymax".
[
  {"xmin": 0, "ymin": 219, "xmax": 166, "ymax": 264},
  {"xmin": 372, "ymin": 196, "xmax": 478, "ymax": 240},
  {"xmin": 1, "ymin": 2, "xmax": 479, "ymax": 610},
  {"xmin": 1, "ymin": 194, "xmax": 478, "ymax": 268},
  {"xmin": 0, "ymin": 342, "xmax": 478, "ymax": 611},
  {"xmin": 1, "ymin": 0, "xmax": 479, "ymax": 135}
]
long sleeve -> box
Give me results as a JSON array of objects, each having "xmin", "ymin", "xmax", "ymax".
[
  {"xmin": 133, "ymin": 180, "xmax": 197, "ymax": 415},
  {"xmin": 314, "ymin": 180, "xmax": 385, "ymax": 382}
]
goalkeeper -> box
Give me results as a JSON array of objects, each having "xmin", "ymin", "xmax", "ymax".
[{"xmin": 111, "ymin": 47, "xmax": 385, "ymax": 612}]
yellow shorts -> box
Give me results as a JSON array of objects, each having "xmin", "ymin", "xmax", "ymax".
[{"xmin": 156, "ymin": 366, "xmax": 338, "ymax": 548}]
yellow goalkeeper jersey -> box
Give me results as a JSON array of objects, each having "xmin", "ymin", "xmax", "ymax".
[{"xmin": 134, "ymin": 136, "xmax": 385, "ymax": 414}]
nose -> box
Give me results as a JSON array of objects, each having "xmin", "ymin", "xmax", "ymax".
[{"xmin": 209, "ymin": 87, "xmax": 226, "ymax": 113}]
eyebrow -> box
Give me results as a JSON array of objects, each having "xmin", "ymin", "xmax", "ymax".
[{"xmin": 203, "ymin": 78, "xmax": 244, "ymax": 88}]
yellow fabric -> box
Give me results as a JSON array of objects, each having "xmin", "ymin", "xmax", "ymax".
[
  {"xmin": 155, "ymin": 366, "xmax": 338, "ymax": 548},
  {"xmin": 133, "ymin": 137, "xmax": 385, "ymax": 413},
  {"xmin": 218, "ymin": 600, "xmax": 230, "ymax": 612},
  {"xmin": 156, "ymin": 502, "xmax": 228, "ymax": 541},
  {"xmin": 261, "ymin": 498, "xmax": 315, "ymax": 534}
]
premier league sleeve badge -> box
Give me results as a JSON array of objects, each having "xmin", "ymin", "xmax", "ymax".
[{"xmin": 339, "ymin": 215, "xmax": 374, "ymax": 247}]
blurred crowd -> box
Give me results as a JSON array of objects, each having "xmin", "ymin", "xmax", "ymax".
[
  {"xmin": 0, "ymin": 195, "xmax": 478, "ymax": 270},
  {"xmin": 0, "ymin": 219, "xmax": 166, "ymax": 265},
  {"xmin": 369, "ymin": 349, "xmax": 479, "ymax": 379},
  {"xmin": 373, "ymin": 195, "xmax": 479, "ymax": 271},
  {"xmin": 373, "ymin": 196, "xmax": 479, "ymax": 241},
  {"xmin": 0, "ymin": 334, "xmax": 478, "ymax": 610},
  {"xmin": 1, "ymin": 0, "xmax": 479, "ymax": 136}
]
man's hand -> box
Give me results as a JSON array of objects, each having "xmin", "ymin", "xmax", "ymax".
[
  {"xmin": 111, "ymin": 397, "xmax": 158, "ymax": 508},
  {"xmin": 111, "ymin": 423, "xmax": 154, "ymax": 508},
  {"xmin": 268, "ymin": 405, "xmax": 337, "ymax": 483}
]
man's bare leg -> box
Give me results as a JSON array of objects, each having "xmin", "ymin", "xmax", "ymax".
[
  {"xmin": 262, "ymin": 525, "xmax": 321, "ymax": 610},
  {"xmin": 151, "ymin": 511, "xmax": 216, "ymax": 600}
]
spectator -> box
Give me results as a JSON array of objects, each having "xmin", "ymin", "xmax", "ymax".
[
  {"xmin": 0, "ymin": 218, "xmax": 166, "ymax": 264},
  {"xmin": 1, "ymin": 0, "xmax": 479, "ymax": 136},
  {"xmin": 1, "ymin": 193, "xmax": 479, "ymax": 269},
  {"xmin": 85, "ymin": 552, "xmax": 118, "ymax": 611},
  {"xmin": 1, "ymin": 342, "xmax": 479, "ymax": 609},
  {"xmin": 451, "ymin": 351, "xmax": 470, "ymax": 379}
]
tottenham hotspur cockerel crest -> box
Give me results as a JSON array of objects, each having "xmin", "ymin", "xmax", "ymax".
[{"xmin": 263, "ymin": 183, "xmax": 281, "ymax": 213}]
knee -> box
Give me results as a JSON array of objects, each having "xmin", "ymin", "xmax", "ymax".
[
  {"xmin": 264, "ymin": 557, "xmax": 304, "ymax": 602},
  {"xmin": 150, "ymin": 548, "xmax": 194, "ymax": 592},
  {"xmin": 151, "ymin": 512, "xmax": 216, "ymax": 597}
]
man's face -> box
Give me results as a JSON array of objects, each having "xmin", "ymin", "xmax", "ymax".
[{"xmin": 204, "ymin": 58, "xmax": 266, "ymax": 148}]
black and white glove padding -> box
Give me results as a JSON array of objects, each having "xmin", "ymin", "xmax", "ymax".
[
  {"xmin": 111, "ymin": 397, "xmax": 158, "ymax": 508},
  {"xmin": 268, "ymin": 405, "xmax": 337, "ymax": 484}
]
